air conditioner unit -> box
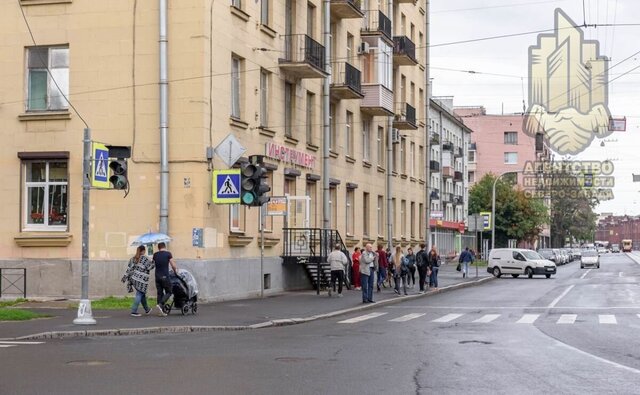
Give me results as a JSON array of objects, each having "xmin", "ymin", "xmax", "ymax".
[
  {"xmin": 358, "ymin": 42, "xmax": 371, "ymax": 55},
  {"xmin": 391, "ymin": 128, "xmax": 401, "ymax": 144}
]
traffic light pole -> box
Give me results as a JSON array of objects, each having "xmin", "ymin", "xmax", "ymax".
[
  {"xmin": 260, "ymin": 203, "xmax": 265, "ymax": 299},
  {"xmin": 74, "ymin": 127, "xmax": 96, "ymax": 325}
]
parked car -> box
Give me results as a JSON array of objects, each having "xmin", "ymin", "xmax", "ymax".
[
  {"xmin": 571, "ymin": 248, "xmax": 582, "ymax": 260},
  {"xmin": 488, "ymin": 248, "xmax": 557, "ymax": 279},
  {"xmin": 553, "ymin": 248, "xmax": 566, "ymax": 265},
  {"xmin": 611, "ymin": 244, "xmax": 620, "ymax": 253},
  {"xmin": 580, "ymin": 249, "xmax": 600, "ymax": 269},
  {"xmin": 562, "ymin": 249, "xmax": 574, "ymax": 262},
  {"xmin": 538, "ymin": 249, "xmax": 558, "ymax": 264}
]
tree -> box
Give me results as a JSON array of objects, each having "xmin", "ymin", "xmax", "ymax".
[{"xmin": 469, "ymin": 174, "xmax": 548, "ymax": 247}]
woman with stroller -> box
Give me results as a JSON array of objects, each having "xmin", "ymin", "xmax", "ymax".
[{"xmin": 122, "ymin": 245, "xmax": 155, "ymax": 317}]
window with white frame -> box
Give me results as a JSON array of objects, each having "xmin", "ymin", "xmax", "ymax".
[
  {"xmin": 26, "ymin": 46, "xmax": 69, "ymax": 111},
  {"xmin": 504, "ymin": 152, "xmax": 518, "ymax": 164},
  {"xmin": 306, "ymin": 181, "xmax": 317, "ymax": 228},
  {"xmin": 400, "ymin": 199, "xmax": 406, "ymax": 238},
  {"xmin": 285, "ymin": 82, "xmax": 294, "ymax": 137},
  {"xmin": 346, "ymin": 188, "xmax": 354, "ymax": 236},
  {"xmin": 362, "ymin": 119, "xmax": 371, "ymax": 162},
  {"xmin": 363, "ymin": 192, "xmax": 370, "ymax": 237},
  {"xmin": 330, "ymin": 103, "xmax": 337, "ymax": 151},
  {"xmin": 377, "ymin": 195, "xmax": 384, "ymax": 236},
  {"xmin": 306, "ymin": 92, "xmax": 315, "ymax": 144},
  {"xmin": 400, "ymin": 138, "xmax": 406, "ymax": 174},
  {"xmin": 346, "ymin": 111, "xmax": 354, "ymax": 157},
  {"xmin": 377, "ymin": 126, "xmax": 384, "ymax": 167},
  {"xmin": 410, "ymin": 201, "xmax": 415, "ymax": 238},
  {"xmin": 231, "ymin": 56, "xmax": 241, "ymax": 119},
  {"xmin": 230, "ymin": 204, "xmax": 245, "ymax": 232},
  {"xmin": 260, "ymin": 69, "xmax": 269, "ymax": 127},
  {"xmin": 231, "ymin": 0, "xmax": 241, "ymax": 8},
  {"xmin": 23, "ymin": 159, "xmax": 68, "ymax": 230},
  {"xmin": 330, "ymin": 186, "xmax": 337, "ymax": 229},
  {"xmin": 410, "ymin": 142, "xmax": 415, "ymax": 177}
]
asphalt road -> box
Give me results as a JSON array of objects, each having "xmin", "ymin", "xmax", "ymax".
[{"xmin": 2, "ymin": 252, "xmax": 639, "ymax": 395}]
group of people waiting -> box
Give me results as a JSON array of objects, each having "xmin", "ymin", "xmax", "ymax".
[{"xmin": 344, "ymin": 243, "xmax": 441, "ymax": 303}]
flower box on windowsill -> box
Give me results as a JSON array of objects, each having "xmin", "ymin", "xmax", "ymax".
[
  {"xmin": 259, "ymin": 237, "xmax": 280, "ymax": 248},
  {"xmin": 15, "ymin": 232, "xmax": 72, "ymax": 247},
  {"xmin": 228, "ymin": 234, "xmax": 253, "ymax": 247}
]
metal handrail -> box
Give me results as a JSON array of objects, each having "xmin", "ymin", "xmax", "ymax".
[{"xmin": 282, "ymin": 34, "xmax": 326, "ymax": 71}]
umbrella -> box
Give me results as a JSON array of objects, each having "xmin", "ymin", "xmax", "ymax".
[{"xmin": 131, "ymin": 232, "xmax": 172, "ymax": 246}]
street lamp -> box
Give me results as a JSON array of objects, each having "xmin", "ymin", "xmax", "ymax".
[{"xmin": 491, "ymin": 170, "xmax": 523, "ymax": 250}]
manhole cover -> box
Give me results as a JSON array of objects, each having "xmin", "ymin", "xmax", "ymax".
[
  {"xmin": 459, "ymin": 340, "xmax": 493, "ymax": 345},
  {"xmin": 66, "ymin": 360, "xmax": 111, "ymax": 366},
  {"xmin": 275, "ymin": 357, "xmax": 316, "ymax": 363}
]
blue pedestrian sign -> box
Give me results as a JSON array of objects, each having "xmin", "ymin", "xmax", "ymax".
[
  {"xmin": 91, "ymin": 142, "xmax": 110, "ymax": 189},
  {"xmin": 212, "ymin": 169, "xmax": 241, "ymax": 204}
]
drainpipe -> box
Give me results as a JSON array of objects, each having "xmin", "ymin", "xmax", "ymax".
[
  {"xmin": 159, "ymin": 0, "xmax": 169, "ymax": 235},
  {"xmin": 424, "ymin": 0, "xmax": 431, "ymax": 248},
  {"xmin": 322, "ymin": 0, "xmax": 330, "ymax": 230},
  {"xmin": 386, "ymin": 0, "xmax": 394, "ymax": 250}
]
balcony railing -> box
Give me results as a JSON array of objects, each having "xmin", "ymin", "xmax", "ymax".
[
  {"xmin": 330, "ymin": 62, "xmax": 363, "ymax": 100},
  {"xmin": 442, "ymin": 166, "xmax": 453, "ymax": 178},
  {"xmin": 393, "ymin": 102, "xmax": 417, "ymax": 129},
  {"xmin": 330, "ymin": 0, "xmax": 364, "ymax": 19},
  {"xmin": 454, "ymin": 195, "xmax": 464, "ymax": 205},
  {"xmin": 361, "ymin": 10, "xmax": 392, "ymax": 41},
  {"xmin": 431, "ymin": 133, "xmax": 440, "ymax": 144},
  {"xmin": 393, "ymin": 36, "xmax": 418, "ymax": 66},
  {"xmin": 454, "ymin": 147, "xmax": 464, "ymax": 157},
  {"xmin": 279, "ymin": 34, "xmax": 327, "ymax": 79},
  {"xmin": 469, "ymin": 142, "xmax": 477, "ymax": 150},
  {"xmin": 442, "ymin": 141, "xmax": 453, "ymax": 151},
  {"xmin": 454, "ymin": 171, "xmax": 463, "ymax": 182},
  {"xmin": 442, "ymin": 192, "xmax": 453, "ymax": 203},
  {"xmin": 429, "ymin": 160, "xmax": 440, "ymax": 172}
]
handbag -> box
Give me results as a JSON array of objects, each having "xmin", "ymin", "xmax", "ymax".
[{"xmin": 456, "ymin": 263, "xmax": 461, "ymax": 272}]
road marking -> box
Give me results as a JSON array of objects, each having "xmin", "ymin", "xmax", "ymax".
[
  {"xmin": 516, "ymin": 314, "xmax": 540, "ymax": 324},
  {"xmin": 556, "ymin": 341, "xmax": 640, "ymax": 375},
  {"xmin": 557, "ymin": 314, "xmax": 577, "ymax": 324},
  {"xmin": 432, "ymin": 313, "xmax": 464, "ymax": 323},
  {"xmin": 338, "ymin": 312, "xmax": 387, "ymax": 324},
  {"xmin": 472, "ymin": 314, "xmax": 500, "ymax": 323},
  {"xmin": 0, "ymin": 345, "xmax": 17, "ymax": 348},
  {"xmin": 580, "ymin": 269, "xmax": 592, "ymax": 279},
  {"xmin": 599, "ymin": 314, "xmax": 617, "ymax": 324},
  {"xmin": 0, "ymin": 341, "xmax": 44, "ymax": 345},
  {"xmin": 619, "ymin": 272, "xmax": 623, "ymax": 277},
  {"xmin": 548, "ymin": 285, "xmax": 575, "ymax": 308},
  {"xmin": 389, "ymin": 313, "xmax": 425, "ymax": 322}
]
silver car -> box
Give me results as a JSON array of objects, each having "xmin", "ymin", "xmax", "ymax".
[{"xmin": 580, "ymin": 250, "xmax": 600, "ymax": 269}]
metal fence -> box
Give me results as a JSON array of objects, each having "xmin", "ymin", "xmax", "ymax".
[{"xmin": 0, "ymin": 268, "xmax": 26, "ymax": 299}]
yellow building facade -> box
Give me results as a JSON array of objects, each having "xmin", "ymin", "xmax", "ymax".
[{"xmin": 0, "ymin": 0, "xmax": 429, "ymax": 300}]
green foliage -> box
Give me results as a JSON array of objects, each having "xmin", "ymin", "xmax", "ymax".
[
  {"xmin": 0, "ymin": 308, "xmax": 48, "ymax": 321},
  {"xmin": 0, "ymin": 298, "xmax": 27, "ymax": 308}
]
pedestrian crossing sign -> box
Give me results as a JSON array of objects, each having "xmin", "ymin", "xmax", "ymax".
[
  {"xmin": 212, "ymin": 169, "xmax": 241, "ymax": 204},
  {"xmin": 91, "ymin": 142, "xmax": 110, "ymax": 189}
]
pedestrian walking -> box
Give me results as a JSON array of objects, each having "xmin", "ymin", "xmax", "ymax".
[
  {"xmin": 360, "ymin": 243, "xmax": 378, "ymax": 303},
  {"xmin": 459, "ymin": 247, "xmax": 474, "ymax": 278},
  {"xmin": 416, "ymin": 244, "xmax": 429, "ymax": 293},
  {"xmin": 377, "ymin": 244, "xmax": 389, "ymax": 292},
  {"xmin": 390, "ymin": 246, "xmax": 408, "ymax": 296},
  {"xmin": 352, "ymin": 247, "xmax": 361, "ymax": 290},
  {"xmin": 328, "ymin": 244, "xmax": 348, "ymax": 297},
  {"xmin": 385, "ymin": 247, "xmax": 394, "ymax": 288},
  {"xmin": 122, "ymin": 245, "xmax": 155, "ymax": 316},
  {"xmin": 428, "ymin": 245, "xmax": 440, "ymax": 289},
  {"xmin": 153, "ymin": 242, "xmax": 178, "ymax": 316},
  {"xmin": 405, "ymin": 247, "xmax": 416, "ymax": 288}
]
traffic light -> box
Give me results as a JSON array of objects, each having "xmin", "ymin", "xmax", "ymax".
[
  {"xmin": 109, "ymin": 159, "xmax": 128, "ymax": 190},
  {"xmin": 240, "ymin": 162, "xmax": 270, "ymax": 206}
]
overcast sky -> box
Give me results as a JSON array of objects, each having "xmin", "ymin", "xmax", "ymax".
[{"xmin": 429, "ymin": 0, "xmax": 640, "ymax": 215}]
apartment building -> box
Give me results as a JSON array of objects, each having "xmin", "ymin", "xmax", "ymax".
[{"xmin": 0, "ymin": 0, "xmax": 429, "ymax": 299}]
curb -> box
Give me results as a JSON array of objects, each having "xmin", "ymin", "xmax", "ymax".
[{"xmin": 7, "ymin": 276, "xmax": 494, "ymax": 341}]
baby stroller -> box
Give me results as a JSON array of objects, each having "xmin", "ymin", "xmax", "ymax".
[{"xmin": 163, "ymin": 269, "xmax": 199, "ymax": 315}]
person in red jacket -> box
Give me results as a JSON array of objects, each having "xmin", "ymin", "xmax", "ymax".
[
  {"xmin": 351, "ymin": 247, "xmax": 361, "ymax": 290},
  {"xmin": 377, "ymin": 244, "xmax": 389, "ymax": 292}
]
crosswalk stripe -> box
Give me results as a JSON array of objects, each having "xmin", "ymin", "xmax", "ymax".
[
  {"xmin": 473, "ymin": 314, "xmax": 500, "ymax": 323},
  {"xmin": 516, "ymin": 314, "xmax": 540, "ymax": 324},
  {"xmin": 389, "ymin": 313, "xmax": 425, "ymax": 322},
  {"xmin": 599, "ymin": 314, "xmax": 617, "ymax": 324},
  {"xmin": 338, "ymin": 312, "xmax": 387, "ymax": 324},
  {"xmin": 0, "ymin": 341, "xmax": 44, "ymax": 345},
  {"xmin": 557, "ymin": 314, "xmax": 577, "ymax": 324},
  {"xmin": 0, "ymin": 345, "xmax": 17, "ymax": 348},
  {"xmin": 432, "ymin": 313, "xmax": 464, "ymax": 323}
]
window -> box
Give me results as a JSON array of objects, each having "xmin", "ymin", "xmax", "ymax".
[
  {"xmin": 410, "ymin": 142, "xmax": 415, "ymax": 177},
  {"xmin": 379, "ymin": 43, "xmax": 392, "ymax": 89},
  {"xmin": 362, "ymin": 119, "xmax": 371, "ymax": 162},
  {"xmin": 410, "ymin": 23, "xmax": 415, "ymax": 41},
  {"xmin": 230, "ymin": 204, "xmax": 245, "ymax": 232},
  {"xmin": 307, "ymin": 3, "xmax": 316, "ymax": 38},
  {"xmin": 392, "ymin": 142, "xmax": 398, "ymax": 173},
  {"xmin": 468, "ymin": 171, "xmax": 476, "ymax": 183},
  {"xmin": 504, "ymin": 152, "xmax": 518, "ymax": 164},
  {"xmin": 410, "ymin": 201, "xmax": 415, "ymax": 238},
  {"xmin": 260, "ymin": 70, "xmax": 269, "ymax": 127},
  {"xmin": 27, "ymin": 46, "xmax": 69, "ymax": 111},
  {"xmin": 346, "ymin": 189, "xmax": 354, "ymax": 236},
  {"xmin": 400, "ymin": 75, "xmax": 406, "ymax": 103},
  {"xmin": 363, "ymin": 192, "xmax": 370, "ymax": 237},
  {"xmin": 419, "ymin": 145, "xmax": 424, "ymax": 179},
  {"xmin": 306, "ymin": 92, "xmax": 315, "ymax": 144},
  {"xmin": 401, "ymin": 200, "xmax": 406, "ymax": 238},
  {"xmin": 345, "ymin": 111, "xmax": 354, "ymax": 157},
  {"xmin": 377, "ymin": 126, "xmax": 385, "ymax": 167},
  {"xmin": 306, "ymin": 181, "xmax": 317, "ymax": 228},
  {"xmin": 377, "ymin": 195, "xmax": 384, "ymax": 236},
  {"xmin": 261, "ymin": 0, "xmax": 270, "ymax": 25},
  {"xmin": 418, "ymin": 32, "xmax": 423, "ymax": 63},
  {"xmin": 418, "ymin": 88, "xmax": 424, "ymax": 120},
  {"xmin": 330, "ymin": 103, "xmax": 337, "ymax": 151},
  {"xmin": 347, "ymin": 33, "xmax": 355, "ymax": 65},
  {"xmin": 400, "ymin": 138, "xmax": 406, "ymax": 174},
  {"xmin": 285, "ymin": 177, "xmax": 297, "ymax": 225},
  {"xmin": 330, "ymin": 186, "xmax": 338, "ymax": 228},
  {"xmin": 231, "ymin": 56, "xmax": 241, "ymax": 119},
  {"xmin": 231, "ymin": 0, "xmax": 241, "ymax": 8},
  {"xmin": 392, "ymin": 198, "xmax": 396, "ymax": 235},
  {"xmin": 285, "ymin": 82, "xmax": 294, "ymax": 138},
  {"xmin": 504, "ymin": 131, "xmax": 518, "ymax": 145},
  {"xmin": 468, "ymin": 149, "xmax": 476, "ymax": 163},
  {"xmin": 418, "ymin": 203, "xmax": 423, "ymax": 239},
  {"xmin": 23, "ymin": 160, "xmax": 68, "ymax": 230}
]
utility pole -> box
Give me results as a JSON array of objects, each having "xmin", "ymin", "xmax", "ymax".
[{"xmin": 424, "ymin": 0, "xmax": 431, "ymax": 248}]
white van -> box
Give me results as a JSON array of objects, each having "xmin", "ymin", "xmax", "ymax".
[{"xmin": 487, "ymin": 248, "xmax": 557, "ymax": 279}]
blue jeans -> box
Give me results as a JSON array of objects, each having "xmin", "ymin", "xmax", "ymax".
[
  {"xmin": 429, "ymin": 266, "xmax": 439, "ymax": 288},
  {"xmin": 462, "ymin": 261, "xmax": 470, "ymax": 276},
  {"xmin": 377, "ymin": 267, "xmax": 387, "ymax": 287},
  {"xmin": 131, "ymin": 290, "xmax": 149, "ymax": 313},
  {"xmin": 361, "ymin": 268, "xmax": 375, "ymax": 302}
]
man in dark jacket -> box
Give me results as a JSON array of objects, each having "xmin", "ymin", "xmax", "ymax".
[
  {"xmin": 416, "ymin": 244, "xmax": 429, "ymax": 293},
  {"xmin": 376, "ymin": 244, "xmax": 388, "ymax": 292}
]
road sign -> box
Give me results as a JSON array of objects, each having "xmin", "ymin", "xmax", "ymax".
[
  {"xmin": 266, "ymin": 197, "xmax": 287, "ymax": 216},
  {"xmin": 91, "ymin": 142, "xmax": 110, "ymax": 189},
  {"xmin": 480, "ymin": 211, "xmax": 492, "ymax": 231},
  {"xmin": 212, "ymin": 169, "xmax": 241, "ymax": 204},
  {"xmin": 430, "ymin": 210, "xmax": 443, "ymax": 219},
  {"xmin": 192, "ymin": 228, "xmax": 204, "ymax": 247},
  {"xmin": 468, "ymin": 214, "xmax": 484, "ymax": 232},
  {"xmin": 214, "ymin": 134, "xmax": 246, "ymax": 168}
]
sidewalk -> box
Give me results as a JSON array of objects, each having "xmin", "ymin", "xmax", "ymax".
[{"xmin": 0, "ymin": 262, "xmax": 492, "ymax": 340}]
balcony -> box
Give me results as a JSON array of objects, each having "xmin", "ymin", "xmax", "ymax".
[
  {"xmin": 279, "ymin": 34, "xmax": 328, "ymax": 79},
  {"xmin": 454, "ymin": 171, "xmax": 463, "ymax": 182},
  {"xmin": 330, "ymin": 0, "xmax": 364, "ymax": 19},
  {"xmin": 393, "ymin": 102, "xmax": 417, "ymax": 130},
  {"xmin": 442, "ymin": 166, "xmax": 453, "ymax": 178},
  {"xmin": 442, "ymin": 192, "xmax": 453, "ymax": 204},
  {"xmin": 396, "ymin": 0, "xmax": 416, "ymax": 3},
  {"xmin": 361, "ymin": 10, "xmax": 392, "ymax": 43},
  {"xmin": 430, "ymin": 189, "xmax": 440, "ymax": 201},
  {"xmin": 430, "ymin": 133, "xmax": 440, "ymax": 144},
  {"xmin": 454, "ymin": 195, "xmax": 464, "ymax": 205},
  {"xmin": 442, "ymin": 141, "xmax": 453, "ymax": 151},
  {"xmin": 330, "ymin": 62, "xmax": 364, "ymax": 100},
  {"xmin": 429, "ymin": 160, "xmax": 440, "ymax": 172},
  {"xmin": 393, "ymin": 36, "xmax": 418, "ymax": 66},
  {"xmin": 454, "ymin": 147, "xmax": 463, "ymax": 157},
  {"xmin": 469, "ymin": 142, "xmax": 477, "ymax": 150},
  {"xmin": 360, "ymin": 84, "xmax": 394, "ymax": 116}
]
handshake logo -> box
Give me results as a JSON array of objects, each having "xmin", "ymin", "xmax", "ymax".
[{"xmin": 524, "ymin": 9, "xmax": 612, "ymax": 155}]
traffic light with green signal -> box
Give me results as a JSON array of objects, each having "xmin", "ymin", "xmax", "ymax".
[
  {"xmin": 240, "ymin": 162, "xmax": 270, "ymax": 206},
  {"xmin": 109, "ymin": 159, "xmax": 128, "ymax": 190}
]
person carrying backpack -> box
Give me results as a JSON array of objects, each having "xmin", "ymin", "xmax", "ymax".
[
  {"xmin": 405, "ymin": 247, "xmax": 416, "ymax": 288},
  {"xmin": 416, "ymin": 244, "xmax": 429, "ymax": 293}
]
